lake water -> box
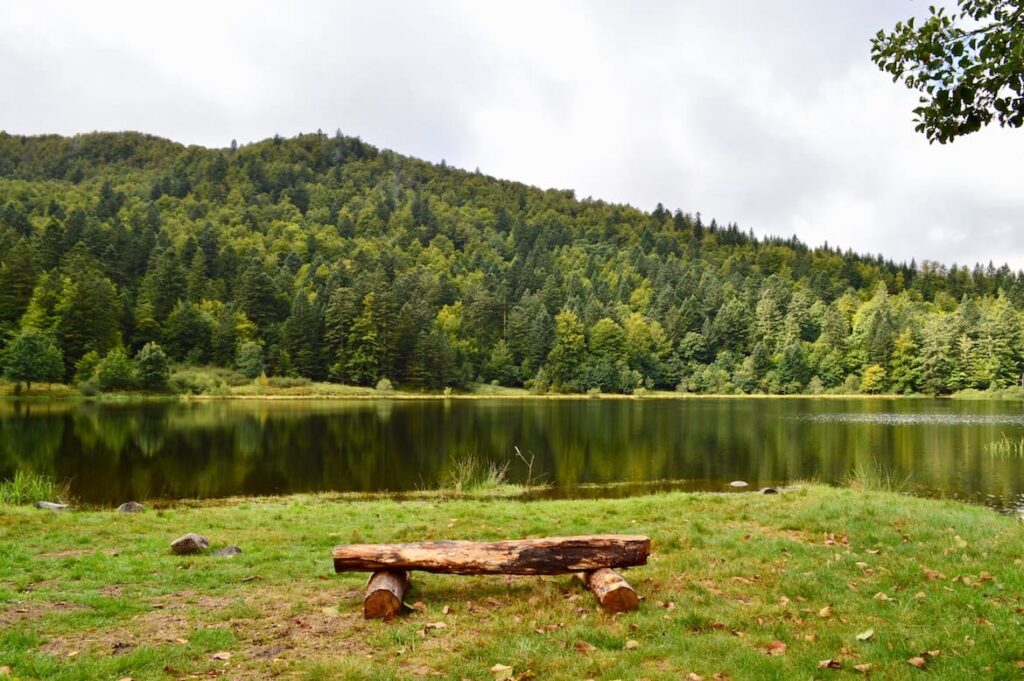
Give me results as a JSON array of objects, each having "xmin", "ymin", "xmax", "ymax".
[{"xmin": 2, "ymin": 398, "xmax": 1023, "ymax": 513}]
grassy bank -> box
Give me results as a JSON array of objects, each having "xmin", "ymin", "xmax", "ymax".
[
  {"xmin": 2, "ymin": 487, "xmax": 1022, "ymax": 679},
  {"xmin": 0, "ymin": 377, "xmax": 954, "ymax": 401}
]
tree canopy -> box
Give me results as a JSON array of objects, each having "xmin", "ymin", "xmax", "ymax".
[
  {"xmin": 872, "ymin": 0, "xmax": 1024, "ymax": 143},
  {"xmin": 0, "ymin": 130, "xmax": 1023, "ymax": 395}
]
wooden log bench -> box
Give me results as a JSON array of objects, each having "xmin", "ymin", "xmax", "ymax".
[{"xmin": 332, "ymin": 535, "xmax": 650, "ymax": 619}]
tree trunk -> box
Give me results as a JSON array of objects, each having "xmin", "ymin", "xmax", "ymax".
[
  {"xmin": 578, "ymin": 568, "xmax": 639, "ymax": 613},
  {"xmin": 334, "ymin": 535, "xmax": 650, "ymax": 575},
  {"xmin": 363, "ymin": 570, "xmax": 409, "ymax": 620}
]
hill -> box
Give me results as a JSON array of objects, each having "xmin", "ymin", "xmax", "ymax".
[{"xmin": 0, "ymin": 130, "xmax": 1021, "ymax": 395}]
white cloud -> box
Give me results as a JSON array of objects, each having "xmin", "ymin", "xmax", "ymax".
[{"xmin": 1, "ymin": 0, "xmax": 1021, "ymax": 267}]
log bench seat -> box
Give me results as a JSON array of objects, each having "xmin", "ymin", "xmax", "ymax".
[{"xmin": 332, "ymin": 534, "xmax": 650, "ymax": 619}]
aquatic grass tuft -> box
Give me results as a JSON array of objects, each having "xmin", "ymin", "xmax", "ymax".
[
  {"xmin": 984, "ymin": 433, "xmax": 1024, "ymax": 458},
  {"xmin": 0, "ymin": 470, "xmax": 69, "ymax": 505},
  {"xmin": 442, "ymin": 454, "xmax": 510, "ymax": 494},
  {"xmin": 847, "ymin": 461, "xmax": 911, "ymax": 493}
]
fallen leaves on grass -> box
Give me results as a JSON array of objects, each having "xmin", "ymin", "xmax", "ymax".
[
  {"xmin": 818, "ymin": 605, "xmax": 833, "ymax": 618},
  {"xmin": 818, "ymin": 659, "xmax": 842, "ymax": 670},
  {"xmin": 490, "ymin": 663, "xmax": 513, "ymax": 680},
  {"xmin": 419, "ymin": 621, "xmax": 448, "ymax": 637},
  {"xmin": 824, "ymin": 533, "xmax": 849, "ymax": 547},
  {"xmin": 856, "ymin": 628, "xmax": 874, "ymax": 641},
  {"xmin": 854, "ymin": 663, "xmax": 874, "ymax": 673},
  {"xmin": 574, "ymin": 641, "xmax": 596, "ymax": 654},
  {"xmin": 908, "ymin": 650, "xmax": 941, "ymax": 669},
  {"xmin": 624, "ymin": 639, "xmax": 639, "ymax": 650},
  {"xmin": 760, "ymin": 641, "xmax": 787, "ymax": 656},
  {"xmin": 211, "ymin": 651, "xmax": 232, "ymax": 661}
]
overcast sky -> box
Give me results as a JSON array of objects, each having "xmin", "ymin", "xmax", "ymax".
[{"xmin": 1, "ymin": 1, "xmax": 1021, "ymax": 269}]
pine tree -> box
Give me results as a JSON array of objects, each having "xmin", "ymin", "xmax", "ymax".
[
  {"xmin": 54, "ymin": 245, "xmax": 121, "ymax": 376},
  {"xmin": 889, "ymin": 329, "xmax": 922, "ymax": 394},
  {"xmin": 283, "ymin": 291, "xmax": 323, "ymax": 379},
  {"xmin": 0, "ymin": 239, "xmax": 40, "ymax": 336},
  {"xmin": 345, "ymin": 292, "xmax": 382, "ymax": 385}
]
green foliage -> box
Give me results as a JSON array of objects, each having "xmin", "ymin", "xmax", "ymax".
[
  {"xmin": 546, "ymin": 309, "xmax": 586, "ymax": 392},
  {"xmin": 235, "ymin": 341, "xmax": 266, "ymax": 380},
  {"xmin": 95, "ymin": 347, "xmax": 136, "ymax": 391},
  {"xmin": 1, "ymin": 329, "xmax": 63, "ymax": 388},
  {"xmin": 860, "ymin": 364, "xmax": 887, "ymax": 394},
  {"xmin": 872, "ymin": 1, "xmax": 1024, "ymax": 143},
  {"xmin": 135, "ymin": 342, "xmax": 170, "ymax": 390},
  {"xmin": 0, "ymin": 131, "xmax": 1022, "ymax": 396},
  {"xmin": 73, "ymin": 350, "xmax": 100, "ymax": 385},
  {"xmin": 0, "ymin": 470, "xmax": 67, "ymax": 505}
]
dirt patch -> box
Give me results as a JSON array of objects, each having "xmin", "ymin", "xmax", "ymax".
[
  {"xmin": 0, "ymin": 599, "xmax": 86, "ymax": 627},
  {"xmin": 35, "ymin": 549, "xmax": 94, "ymax": 559}
]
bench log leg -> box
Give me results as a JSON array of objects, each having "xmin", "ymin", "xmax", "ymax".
[
  {"xmin": 579, "ymin": 568, "xmax": 639, "ymax": 613},
  {"xmin": 364, "ymin": 570, "xmax": 409, "ymax": 620}
]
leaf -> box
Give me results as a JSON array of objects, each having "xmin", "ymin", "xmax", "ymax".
[
  {"xmin": 761, "ymin": 641, "xmax": 787, "ymax": 656},
  {"xmin": 574, "ymin": 641, "xmax": 596, "ymax": 654},
  {"xmin": 490, "ymin": 663, "xmax": 513, "ymax": 681},
  {"xmin": 686, "ymin": 674, "xmax": 704, "ymax": 681},
  {"xmin": 818, "ymin": 605, "xmax": 833, "ymax": 618},
  {"xmin": 424, "ymin": 621, "xmax": 447, "ymax": 631},
  {"xmin": 856, "ymin": 628, "xmax": 875, "ymax": 641},
  {"xmin": 854, "ymin": 663, "xmax": 874, "ymax": 673},
  {"xmin": 818, "ymin": 659, "xmax": 842, "ymax": 670},
  {"xmin": 211, "ymin": 651, "xmax": 232, "ymax": 661},
  {"xmin": 908, "ymin": 656, "xmax": 927, "ymax": 669},
  {"xmin": 442, "ymin": 605, "xmax": 450, "ymax": 615},
  {"xmin": 624, "ymin": 639, "xmax": 640, "ymax": 650}
]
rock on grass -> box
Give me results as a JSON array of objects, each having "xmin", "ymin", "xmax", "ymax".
[{"xmin": 170, "ymin": 533, "xmax": 209, "ymax": 555}]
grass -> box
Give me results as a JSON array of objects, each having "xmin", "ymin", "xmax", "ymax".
[
  {"xmin": 847, "ymin": 462, "xmax": 913, "ymax": 493},
  {"xmin": 441, "ymin": 455, "xmax": 512, "ymax": 495},
  {"xmin": 1, "ymin": 486, "xmax": 1022, "ymax": 679},
  {"xmin": 0, "ymin": 471, "xmax": 68, "ymax": 505},
  {"xmin": 984, "ymin": 433, "xmax": 1024, "ymax": 458}
]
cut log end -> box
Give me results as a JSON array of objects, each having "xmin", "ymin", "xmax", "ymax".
[
  {"xmin": 364, "ymin": 570, "xmax": 409, "ymax": 620},
  {"xmin": 582, "ymin": 568, "xmax": 639, "ymax": 613}
]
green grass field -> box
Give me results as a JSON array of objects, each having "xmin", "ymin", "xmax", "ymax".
[{"xmin": 1, "ymin": 486, "xmax": 1022, "ymax": 679}]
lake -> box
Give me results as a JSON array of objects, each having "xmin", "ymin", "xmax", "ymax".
[{"xmin": 1, "ymin": 397, "xmax": 1023, "ymax": 513}]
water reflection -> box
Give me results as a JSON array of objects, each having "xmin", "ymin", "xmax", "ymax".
[{"xmin": 0, "ymin": 398, "xmax": 1022, "ymax": 512}]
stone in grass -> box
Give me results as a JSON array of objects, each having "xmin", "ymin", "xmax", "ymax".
[
  {"xmin": 728, "ymin": 481, "xmax": 749, "ymax": 488},
  {"xmin": 35, "ymin": 501, "xmax": 68, "ymax": 511},
  {"xmin": 213, "ymin": 546, "xmax": 242, "ymax": 558},
  {"xmin": 758, "ymin": 487, "xmax": 779, "ymax": 495},
  {"xmin": 117, "ymin": 501, "xmax": 144, "ymax": 513},
  {"xmin": 170, "ymin": 533, "xmax": 209, "ymax": 555}
]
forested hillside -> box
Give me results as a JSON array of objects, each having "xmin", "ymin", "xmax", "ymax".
[{"xmin": 0, "ymin": 130, "xmax": 1021, "ymax": 395}]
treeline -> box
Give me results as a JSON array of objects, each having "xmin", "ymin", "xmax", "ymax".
[{"xmin": 0, "ymin": 130, "xmax": 1023, "ymax": 395}]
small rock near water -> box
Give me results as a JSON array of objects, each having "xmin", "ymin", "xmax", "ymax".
[
  {"xmin": 35, "ymin": 500, "xmax": 68, "ymax": 511},
  {"xmin": 170, "ymin": 533, "xmax": 209, "ymax": 555},
  {"xmin": 758, "ymin": 487, "xmax": 779, "ymax": 495},
  {"xmin": 728, "ymin": 481, "xmax": 749, "ymax": 488},
  {"xmin": 213, "ymin": 546, "xmax": 242, "ymax": 557},
  {"xmin": 117, "ymin": 501, "xmax": 144, "ymax": 513}
]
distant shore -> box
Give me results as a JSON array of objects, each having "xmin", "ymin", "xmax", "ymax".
[{"xmin": 4, "ymin": 378, "xmax": 1020, "ymax": 402}]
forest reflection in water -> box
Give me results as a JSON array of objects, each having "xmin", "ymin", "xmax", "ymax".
[{"xmin": 1, "ymin": 397, "xmax": 1022, "ymax": 513}]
